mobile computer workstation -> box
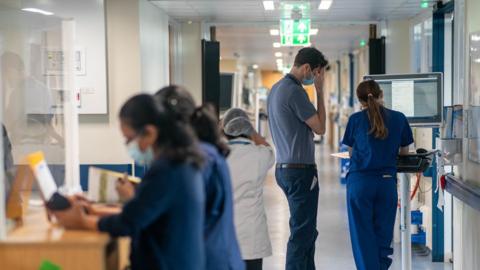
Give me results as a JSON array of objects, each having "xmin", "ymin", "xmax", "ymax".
[{"xmin": 364, "ymin": 72, "xmax": 443, "ymax": 270}]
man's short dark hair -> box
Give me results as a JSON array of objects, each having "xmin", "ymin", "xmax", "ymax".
[{"xmin": 293, "ymin": 47, "xmax": 328, "ymax": 70}]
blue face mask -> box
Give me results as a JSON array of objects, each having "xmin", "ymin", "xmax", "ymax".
[
  {"xmin": 127, "ymin": 139, "xmax": 154, "ymax": 166},
  {"xmin": 302, "ymin": 71, "xmax": 314, "ymax": 86}
]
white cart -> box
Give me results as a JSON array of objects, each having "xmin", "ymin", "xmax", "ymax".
[{"xmin": 397, "ymin": 151, "xmax": 437, "ymax": 270}]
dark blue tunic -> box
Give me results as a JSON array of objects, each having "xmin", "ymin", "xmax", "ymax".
[{"xmin": 98, "ymin": 158, "xmax": 205, "ymax": 270}]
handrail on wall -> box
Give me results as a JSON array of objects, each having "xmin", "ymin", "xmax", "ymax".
[{"xmin": 445, "ymin": 174, "xmax": 480, "ymax": 212}]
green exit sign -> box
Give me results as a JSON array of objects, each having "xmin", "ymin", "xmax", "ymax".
[
  {"xmin": 280, "ymin": 19, "xmax": 311, "ymax": 46},
  {"xmin": 280, "ymin": 19, "xmax": 310, "ymax": 35},
  {"xmin": 281, "ymin": 34, "xmax": 310, "ymax": 46}
]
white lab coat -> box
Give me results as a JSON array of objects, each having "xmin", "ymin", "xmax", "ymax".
[{"xmin": 227, "ymin": 138, "xmax": 275, "ymax": 260}]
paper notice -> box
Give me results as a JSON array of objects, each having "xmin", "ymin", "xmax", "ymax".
[
  {"xmin": 391, "ymin": 80, "xmax": 415, "ymax": 117},
  {"xmin": 331, "ymin": 152, "xmax": 350, "ymax": 159}
]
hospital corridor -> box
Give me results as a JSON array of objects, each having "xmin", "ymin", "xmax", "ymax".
[{"xmin": 1, "ymin": 0, "xmax": 480, "ymax": 270}]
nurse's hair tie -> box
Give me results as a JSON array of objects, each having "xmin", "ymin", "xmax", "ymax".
[
  {"xmin": 367, "ymin": 93, "xmax": 373, "ymax": 97},
  {"xmin": 168, "ymin": 98, "xmax": 178, "ymax": 106}
]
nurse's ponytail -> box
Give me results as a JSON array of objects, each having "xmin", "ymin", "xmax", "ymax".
[{"xmin": 357, "ymin": 80, "xmax": 388, "ymax": 140}]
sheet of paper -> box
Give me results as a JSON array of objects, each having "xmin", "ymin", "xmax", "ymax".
[
  {"xmin": 87, "ymin": 167, "xmax": 140, "ymax": 203},
  {"xmin": 331, "ymin": 152, "xmax": 350, "ymax": 159},
  {"xmin": 88, "ymin": 167, "xmax": 120, "ymax": 203},
  {"xmin": 391, "ymin": 80, "xmax": 415, "ymax": 117}
]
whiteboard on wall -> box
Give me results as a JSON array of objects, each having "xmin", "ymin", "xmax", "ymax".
[{"xmin": 27, "ymin": 0, "xmax": 108, "ymax": 114}]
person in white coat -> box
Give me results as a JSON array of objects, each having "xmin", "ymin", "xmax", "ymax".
[{"xmin": 223, "ymin": 109, "xmax": 275, "ymax": 270}]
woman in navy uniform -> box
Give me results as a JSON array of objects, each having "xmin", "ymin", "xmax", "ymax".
[
  {"xmin": 154, "ymin": 86, "xmax": 245, "ymax": 270},
  {"xmin": 53, "ymin": 94, "xmax": 206, "ymax": 270},
  {"xmin": 342, "ymin": 80, "xmax": 414, "ymax": 270}
]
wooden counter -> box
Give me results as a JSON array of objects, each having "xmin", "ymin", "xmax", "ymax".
[{"xmin": 0, "ymin": 206, "xmax": 119, "ymax": 270}]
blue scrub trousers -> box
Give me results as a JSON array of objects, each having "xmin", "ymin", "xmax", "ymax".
[
  {"xmin": 276, "ymin": 167, "xmax": 319, "ymax": 270},
  {"xmin": 346, "ymin": 172, "xmax": 398, "ymax": 270}
]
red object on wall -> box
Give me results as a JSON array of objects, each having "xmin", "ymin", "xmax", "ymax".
[{"xmin": 440, "ymin": 175, "xmax": 446, "ymax": 190}]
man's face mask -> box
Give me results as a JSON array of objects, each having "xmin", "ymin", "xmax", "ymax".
[{"xmin": 302, "ymin": 65, "xmax": 314, "ymax": 86}]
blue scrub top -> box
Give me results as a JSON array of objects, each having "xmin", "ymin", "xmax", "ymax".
[
  {"xmin": 98, "ymin": 158, "xmax": 205, "ymax": 270},
  {"xmin": 342, "ymin": 108, "xmax": 414, "ymax": 175},
  {"xmin": 200, "ymin": 143, "xmax": 245, "ymax": 270}
]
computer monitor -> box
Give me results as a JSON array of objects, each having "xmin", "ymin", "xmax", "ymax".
[{"xmin": 363, "ymin": 73, "xmax": 443, "ymax": 126}]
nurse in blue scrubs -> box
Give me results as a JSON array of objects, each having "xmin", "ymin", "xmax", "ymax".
[
  {"xmin": 53, "ymin": 94, "xmax": 206, "ymax": 270},
  {"xmin": 154, "ymin": 86, "xmax": 245, "ymax": 270},
  {"xmin": 342, "ymin": 80, "xmax": 414, "ymax": 270}
]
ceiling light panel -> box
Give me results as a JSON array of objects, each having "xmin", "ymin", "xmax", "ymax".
[
  {"xmin": 21, "ymin": 8, "xmax": 54, "ymax": 16},
  {"xmin": 318, "ymin": 0, "xmax": 333, "ymax": 10},
  {"xmin": 263, "ymin": 1, "xmax": 275, "ymax": 11},
  {"xmin": 270, "ymin": 29, "xmax": 280, "ymax": 36}
]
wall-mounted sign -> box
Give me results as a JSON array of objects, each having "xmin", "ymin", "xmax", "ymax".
[{"xmin": 280, "ymin": 19, "xmax": 311, "ymax": 46}]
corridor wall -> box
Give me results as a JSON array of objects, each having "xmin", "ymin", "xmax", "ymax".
[
  {"xmin": 261, "ymin": 70, "xmax": 283, "ymax": 91},
  {"xmin": 178, "ymin": 22, "xmax": 203, "ymax": 104},
  {"xmin": 453, "ymin": 0, "xmax": 480, "ymax": 268},
  {"xmin": 384, "ymin": 19, "xmax": 411, "ymax": 74},
  {"xmin": 78, "ymin": 0, "xmax": 171, "ymax": 186},
  {"xmin": 139, "ymin": 0, "xmax": 170, "ymax": 93},
  {"xmin": 78, "ymin": 0, "xmax": 141, "ymax": 165}
]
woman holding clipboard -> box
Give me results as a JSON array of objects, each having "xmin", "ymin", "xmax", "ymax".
[{"xmin": 53, "ymin": 94, "xmax": 206, "ymax": 270}]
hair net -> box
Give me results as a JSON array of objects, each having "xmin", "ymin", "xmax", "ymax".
[
  {"xmin": 222, "ymin": 108, "xmax": 249, "ymax": 127},
  {"xmin": 223, "ymin": 117, "xmax": 255, "ymax": 137}
]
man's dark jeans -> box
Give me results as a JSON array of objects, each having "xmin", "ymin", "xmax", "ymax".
[{"xmin": 275, "ymin": 167, "xmax": 319, "ymax": 270}]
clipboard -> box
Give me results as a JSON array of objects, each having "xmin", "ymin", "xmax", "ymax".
[{"xmin": 330, "ymin": 152, "xmax": 350, "ymax": 159}]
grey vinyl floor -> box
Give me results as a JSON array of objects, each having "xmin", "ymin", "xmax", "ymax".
[{"xmin": 262, "ymin": 145, "xmax": 452, "ymax": 270}]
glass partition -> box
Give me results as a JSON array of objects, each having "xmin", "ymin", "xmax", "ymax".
[
  {"xmin": 465, "ymin": 32, "xmax": 480, "ymax": 184},
  {"xmin": 0, "ymin": 2, "xmax": 75, "ymax": 237},
  {"xmin": 411, "ymin": 16, "xmax": 433, "ymax": 74}
]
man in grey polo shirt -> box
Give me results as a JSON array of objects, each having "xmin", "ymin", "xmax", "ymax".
[{"xmin": 267, "ymin": 47, "xmax": 327, "ymax": 270}]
